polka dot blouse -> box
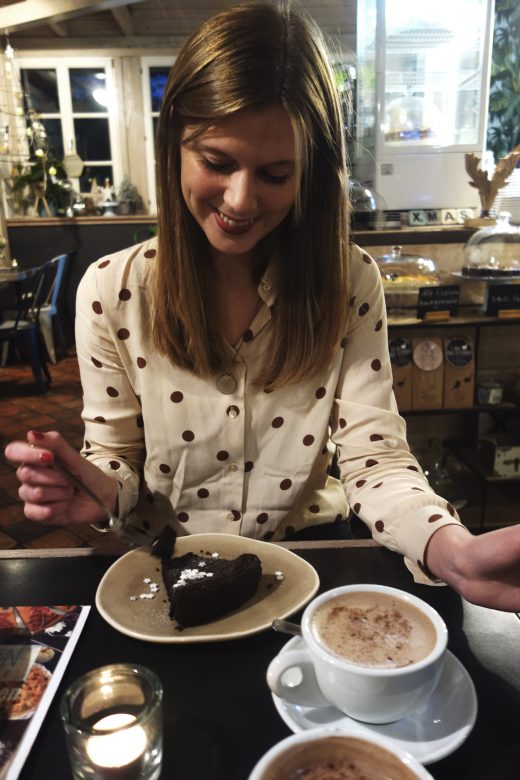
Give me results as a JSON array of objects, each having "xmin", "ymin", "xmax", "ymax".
[{"xmin": 75, "ymin": 238, "xmax": 462, "ymax": 584}]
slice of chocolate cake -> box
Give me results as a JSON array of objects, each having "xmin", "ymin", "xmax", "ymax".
[{"xmin": 162, "ymin": 552, "xmax": 262, "ymax": 627}]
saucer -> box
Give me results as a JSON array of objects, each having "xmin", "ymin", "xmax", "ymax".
[{"xmin": 271, "ymin": 637, "xmax": 477, "ymax": 765}]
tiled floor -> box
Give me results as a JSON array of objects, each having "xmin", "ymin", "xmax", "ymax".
[{"xmin": 0, "ymin": 351, "xmax": 124, "ymax": 551}]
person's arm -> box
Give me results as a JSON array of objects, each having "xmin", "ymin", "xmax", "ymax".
[{"xmin": 425, "ymin": 524, "xmax": 520, "ymax": 611}]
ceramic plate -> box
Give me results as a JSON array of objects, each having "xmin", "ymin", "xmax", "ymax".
[
  {"xmin": 271, "ymin": 637, "xmax": 478, "ymax": 765},
  {"xmin": 96, "ymin": 534, "xmax": 319, "ymax": 643}
]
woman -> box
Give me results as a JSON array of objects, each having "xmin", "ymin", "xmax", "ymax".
[{"xmin": 5, "ymin": 1, "xmax": 520, "ymax": 611}]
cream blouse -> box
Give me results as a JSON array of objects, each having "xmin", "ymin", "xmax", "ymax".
[{"xmin": 75, "ymin": 238, "xmax": 462, "ymax": 582}]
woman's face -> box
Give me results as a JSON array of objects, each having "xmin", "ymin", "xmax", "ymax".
[{"xmin": 180, "ymin": 105, "xmax": 297, "ymax": 264}]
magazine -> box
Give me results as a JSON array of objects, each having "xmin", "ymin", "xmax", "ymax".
[{"xmin": 0, "ymin": 605, "xmax": 90, "ymax": 780}]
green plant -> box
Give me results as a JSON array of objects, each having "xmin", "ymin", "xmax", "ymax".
[
  {"xmin": 117, "ymin": 176, "xmax": 141, "ymax": 204},
  {"xmin": 487, "ymin": 0, "xmax": 520, "ymax": 161},
  {"xmin": 5, "ymin": 158, "xmax": 70, "ymax": 216}
]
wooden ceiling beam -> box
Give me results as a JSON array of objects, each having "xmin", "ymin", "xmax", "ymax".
[
  {"xmin": 111, "ymin": 5, "xmax": 134, "ymax": 36},
  {"xmin": 0, "ymin": 0, "xmax": 146, "ymax": 33},
  {"xmin": 48, "ymin": 21, "xmax": 68, "ymax": 37}
]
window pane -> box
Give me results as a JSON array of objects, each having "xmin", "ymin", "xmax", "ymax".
[
  {"xmin": 74, "ymin": 118, "xmax": 111, "ymax": 160},
  {"xmin": 70, "ymin": 68, "xmax": 108, "ymax": 113},
  {"xmin": 150, "ymin": 67, "xmax": 170, "ymax": 112},
  {"xmin": 21, "ymin": 69, "xmax": 59, "ymax": 113},
  {"xmin": 41, "ymin": 118, "xmax": 64, "ymax": 160},
  {"xmin": 79, "ymin": 165, "xmax": 113, "ymax": 192}
]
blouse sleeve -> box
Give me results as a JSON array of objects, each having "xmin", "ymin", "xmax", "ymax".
[
  {"xmin": 333, "ymin": 246, "xmax": 462, "ymax": 584},
  {"xmin": 75, "ymin": 258, "xmax": 143, "ymax": 525}
]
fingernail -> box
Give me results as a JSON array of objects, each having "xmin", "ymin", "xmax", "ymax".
[
  {"xmin": 39, "ymin": 452, "xmax": 53, "ymax": 464},
  {"xmin": 30, "ymin": 431, "xmax": 45, "ymax": 440}
]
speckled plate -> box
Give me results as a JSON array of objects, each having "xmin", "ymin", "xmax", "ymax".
[{"xmin": 96, "ymin": 533, "xmax": 319, "ymax": 643}]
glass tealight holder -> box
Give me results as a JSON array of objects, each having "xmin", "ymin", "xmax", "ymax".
[{"xmin": 61, "ymin": 664, "xmax": 163, "ymax": 780}]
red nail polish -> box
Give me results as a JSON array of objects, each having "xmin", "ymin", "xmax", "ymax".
[
  {"xmin": 39, "ymin": 452, "xmax": 53, "ymax": 464},
  {"xmin": 30, "ymin": 431, "xmax": 45, "ymax": 440}
]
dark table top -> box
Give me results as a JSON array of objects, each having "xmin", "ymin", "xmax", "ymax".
[{"xmin": 2, "ymin": 543, "xmax": 520, "ymax": 780}]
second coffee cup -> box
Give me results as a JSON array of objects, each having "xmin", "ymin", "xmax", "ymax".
[{"xmin": 267, "ymin": 584, "xmax": 447, "ymax": 724}]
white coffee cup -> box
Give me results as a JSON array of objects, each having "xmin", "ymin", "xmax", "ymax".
[
  {"xmin": 267, "ymin": 584, "xmax": 447, "ymax": 724},
  {"xmin": 248, "ymin": 726, "xmax": 435, "ymax": 780}
]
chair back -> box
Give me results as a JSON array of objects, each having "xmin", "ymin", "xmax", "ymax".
[
  {"xmin": 41, "ymin": 253, "xmax": 69, "ymax": 311},
  {"xmin": 10, "ymin": 264, "xmax": 49, "ymax": 327}
]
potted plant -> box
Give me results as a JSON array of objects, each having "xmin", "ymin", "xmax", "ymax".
[{"xmin": 116, "ymin": 176, "xmax": 143, "ymax": 215}]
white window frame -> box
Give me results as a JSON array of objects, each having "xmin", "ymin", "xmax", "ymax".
[
  {"xmin": 141, "ymin": 56, "xmax": 175, "ymax": 214},
  {"xmin": 17, "ymin": 56, "xmax": 122, "ymax": 193}
]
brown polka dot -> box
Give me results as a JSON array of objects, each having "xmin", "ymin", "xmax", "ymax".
[
  {"xmin": 315, "ymin": 387, "xmax": 326, "ymax": 399},
  {"xmin": 84, "ymin": 440, "xmax": 91, "ymax": 449},
  {"xmin": 144, "ymin": 248, "xmax": 156, "ymax": 258},
  {"xmin": 142, "ymin": 519, "xmax": 151, "ymax": 530},
  {"xmin": 372, "ymin": 482, "xmax": 383, "ymax": 488},
  {"xmin": 146, "ymin": 493, "xmax": 154, "ymax": 503},
  {"xmin": 335, "ymin": 514, "xmax": 343, "ymax": 523},
  {"xmin": 91, "ymin": 356, "xmax": 102, "ymax": 368},
  {"xmin": 94, "ymin": 416, "xmax": 106, "ymax": 423},
  {"xmin": 263, "ymin": 531, "xmax": 274, "ymax": 541},
  {"xmin": 177, "ymin": 512, "xmax": 189, "ymax": 522},
  {"xmin": 353, "ymin": 502, "xmax": 361, "ymax": 514},
  {"xmin": 309, "ymin": 504, "xmax": 320, "ymax": 514},
  {"xmin": 119, "ymin": 288, "xmax": 131, "ymax": 301},
  {"xmin": 322, "ymin": 447, "xmax": 328, "ymax": 455},
  {"xmin": 303, "ymin": 434, "xmax": 314, "ymax": 446},
  {"xmin": 264, "ymin": 386, "xmax": 274, "ymax": 394},
  {"xmin": 407, "ymin": 465, "xmax": 419, "ymax": 472},
  {"xmin": 280, "ymin": 478, "xmax": 292, "ymax": 490},
  {"xmin": 375, "ymin": 520, "xmax": 385, "ymax": 532},
  {"xmin": 340, "ymin": 337, "xmax": 347, "ymax": 348},
  {"xmin": 362, "ymin": 253, "xmax": 372, "ymax": 264},
  {"xmin": 244, "ymin": 461, "xmax": 254, "ymax": 472},
  {"xmin": 428, "ymin": 514, "xmax": 443, "ymax": 523},
  {"xmin": 256, "ymin": 512, "xmax": 269, "ymax": 524},
  {"xmin": 242, "ymin": 329, "xmax": 253, "ymax": 342},
  {"xmin": 375, "ymin": 319, "xmax": 383, "ymax": 332},
  {"xmin": 92, "ymin": 301, "xmax": 103, "ymax": 314},
  {"xmin": 366, "ymin": 459, "xmax": 378, "ymax": 467},
  {"xmin": 230, "ymin": 510, "xmax": 241, "ymax": 521},
  {"xmin": 412, "ymin": 487, "xmax": 424, "ymax": 492},
  {"xmin": 355, "ymin": 480, "xmax": 366, "ymax": 487},
  {"xmin": 272, "ymin": 417, "xmax": 284, "ymax": 428},
  {"xmin": 136, "ymin": 414, "xmax": 144, "ymax": 428},
  {"xmin": 371, "ymin": 359, "xmax": 382, "ymax": 371},
  {"xmin": 197, "ymin": 488, "xmax": 209, "ymax": 498},
  {"xmin": 358, "ymin": 302, "xmax": 370, "ymax": 316},
  {"xmin": 170, "ymin": 391, "xmax": 184, "ymax": 403},
  {"xmin": 117, "ymin": 328, "xmax": 130, "ymax": 340},
  {"xmin": 159, "ymin": 464, "xmax": 171, "ymax": 473},
  {"xmin": 217, "ymin": 450, "xmax": 229, "ymax": 461},
  {"xmin": 182, "ymin": 430, "xmax": 195, "ymax": 442},
  {"xmin": 98, "ymin": 259, "xmax": 111, "ymax": 269},
  {"xmin": 109, "ymin": 460, "xmax": 120, "ymax": 470},
  {"xmin": 349, "ymin": 296, "xmax": 356, "ymax": 307},
  {"xmin": 370, "ymin": 434, "xmax": 384, "ymax": 441},
  {"xmin": 107, "ymin": 386, "xmax": 119, "ymax": 397},
  {"xmin": 137, "ymin": 357, "xmax": 147, "ymax": 368},
  {"xmin": 339, "ymin": 418, "xmax": 347, "ymax": 429},
  {"xmin": 284, "ymin": 525, "xmax": 296, "ymax": 538},
  {"xmin": 447, "ymin": 503, "xmax": 455, "ymax": 516}
]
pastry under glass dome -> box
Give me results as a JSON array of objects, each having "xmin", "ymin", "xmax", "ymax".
[
  {"xmin": 375, "ymin": 246, "xmax": 440, "ymax": 310},
  {"xmin": 461, "ymin": 212, "xmax": 520, "ymax": 278}
]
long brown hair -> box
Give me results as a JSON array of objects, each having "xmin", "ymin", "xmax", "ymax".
[{"xmin": 152, "ymin": 1, "xmax": 350, "ymax": 387}]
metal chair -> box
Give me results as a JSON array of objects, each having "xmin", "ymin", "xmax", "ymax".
[{"xmin": 0, "ymin": 263, "xmax": 53, "ymax": 392}]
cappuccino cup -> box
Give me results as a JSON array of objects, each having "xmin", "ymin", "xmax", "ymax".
[
  {"xmin": 248, "ymin": 726, "xmax": 434, "ymax": 780},
  {"xmin": 267, "ymin": 584, "xmax": 447, "ymax": 724}
]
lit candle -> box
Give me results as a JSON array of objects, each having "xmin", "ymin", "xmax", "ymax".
[{"xmin": 86, "ymin": 713, "xmax": 147, "ymax": 778}]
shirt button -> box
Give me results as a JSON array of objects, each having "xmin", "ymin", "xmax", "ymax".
[
  {"xmin": 226, "ymin": 405, "xmax": 240, "ymax": 418},
  {"xmin": 262, "ymin": 280, "xmax": 271, "ymax": 291},
  {"xmin": 229, "ymin": 463, "xmax": 238, "ymax": 472},
  {"xmin": 227, "ymin": 511, "xmax": 235, "ymax": 521}
]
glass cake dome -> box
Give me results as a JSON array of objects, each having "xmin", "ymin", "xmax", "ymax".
[{"xmin": 462, "ymin": 212, "xmax": 520, "ymax": 278}]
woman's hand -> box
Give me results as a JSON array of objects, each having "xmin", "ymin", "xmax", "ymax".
[
  {"xmin": 425, "ymin": 524, "xmax": 520, "ymax": 612},
  {"xmin": 4, "ymin": 430, "xmax": 118, "ymax": 527}
]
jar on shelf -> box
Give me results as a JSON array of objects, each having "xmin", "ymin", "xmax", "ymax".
[
  {"xmin": 375, "ymin": 245, "xmax": 439, "ymax": 310},
  {"xmin": 461, "ymin": 212, "xmax": 520, "ymax": 278}
]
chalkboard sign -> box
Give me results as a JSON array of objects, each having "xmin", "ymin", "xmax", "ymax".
[
  {"xmin": 416, "ymin": 285, "xmax": 459, "ymax": 318},
  {"xmin": 485, "ymin": 284, "xmax": 520, "ymax": 316}
]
